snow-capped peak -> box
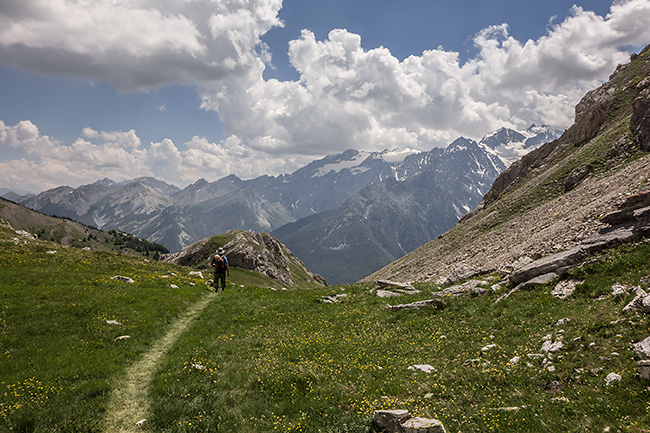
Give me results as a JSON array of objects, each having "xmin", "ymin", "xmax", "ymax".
[{"xmin": 478, "ymin": 124, "xmax": 561, "ymax": 167}]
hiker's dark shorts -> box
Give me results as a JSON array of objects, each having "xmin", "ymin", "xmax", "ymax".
[{"xmin": 214, "ymin": 272, "xmax": 227, "ymax": 290}]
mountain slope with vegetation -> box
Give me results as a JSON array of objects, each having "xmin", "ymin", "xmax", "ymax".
[
  {"xmin": 0, "ymin": 197, "xmax": 168, "ymax": 258},
  {"xmin": 367, "ymin": 45, "xmax": 650, "ymax": 285}
]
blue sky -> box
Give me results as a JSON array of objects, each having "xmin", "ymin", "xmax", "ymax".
[{"xmin": 1, "ymin": 0, "xmax": 648, "ymax": 193}]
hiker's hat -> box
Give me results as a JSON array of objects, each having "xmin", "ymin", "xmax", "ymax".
[{"xmin": 217, "ymin": 248, "xmax": 224, "ymax": 254}]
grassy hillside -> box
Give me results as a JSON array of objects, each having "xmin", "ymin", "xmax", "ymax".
[
  {"xmin": 3, "ymin": 214, "xmax": 650, "ymax": 432},
  {"xmin": 0, "ymin": 220, "xmax": 288, "ymax": 431},
  {"xmin": 0, "ymin": 197, "xmax": 168, "ymax": 258}
]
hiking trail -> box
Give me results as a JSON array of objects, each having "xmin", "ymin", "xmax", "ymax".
[{"xmin": 103, "ymin": 293, "xmax": 214, "ymax": 432}]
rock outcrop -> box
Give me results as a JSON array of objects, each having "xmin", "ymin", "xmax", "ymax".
[
  {"xmin": 631, "ymin": 45, "xmax": 650, "ymax": 152},
  {"xmin": 162, "ymin": 230, "xmax": 326, "ymax": 287},
  {"xmin": 509, "ymin": 190, "xmax": 650, "ymax": 285}
]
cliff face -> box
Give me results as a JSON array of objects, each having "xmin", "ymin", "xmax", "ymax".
[{"xmin": 366, "ymin": 45, "xmax": 650, "ymax": 284}]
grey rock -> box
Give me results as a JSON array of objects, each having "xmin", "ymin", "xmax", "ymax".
[
  {"xmin": 636, "ymin": 359, "xmax": 650, "ymax": 380},
  {"xmin": 376, "ymin": 290, "xmax": 403, "ymax": 298},
  {"xmin": 373, "ymin": 410, "xmax": 411, "ymax": 432},
  {"xmin": 444, "ymin": 264, "xmax": 479, "ymax": 285},
  {"xmin": 400, "ymin": 416, "xmax": 447, "ymax": 433},
  {"xmin": 321, "ymin": 294, "xmax": 348, "ymax": 304},
  {"xmin": 519, "ymin": 272, "xmax": 558, "ymax": 290},
  {"xmin": 552, "ymin": 280, "xmax": 581, "ymax": 299},
  {"xmin": 112, "ymin": 276, "xmax": 135, "ymax": 283},
  {"xmin": 377, "ymin": 280, "xmax": 415, "ymax": 290},
  {"xmin": 565, "ymin": 165, "xmax": 591, "ymax": 191},
  {"xmin": 545, "ymin": 380, "xmax": 562, "ymax": 390},
  {"xmin": 387, "ymin": 299, "xmax": 447, "ymax": 311},
  {"xmin": 605, "ymin": 372, "xmax": 622, "ymax": 385},
  {"xmin": 611, "ymin": 283, "xmax": 629, "ymax": 296},
  {"xmin": 408, "ymin": 364, "xmax": 437, "ymax": 374},
  {"xmin": 623, "ymin": 288, "xmax": 650, "ymax": 313},
  {"xmin": 432, "ymin": 280, "xmax": 489, "ymax": 298},
  {"xmin": 502, "ymin": 256, "xmax": 533, "ymax": 273},
  {"xmin": 581, "ymin": 225, "xmax": 638, "ymax": 254},
  {"xmin": 633, "ymin": 336, "xmax": 650, "ymax": 360},
  {"xmin": 373, "ymin": 409, "xmax": 447, "ymax": 433},
  {"xmin": 509, "ymin": 247, "xmax": 585, "ymax": 284},
  {"xmin": 541, "ymin": 340, "xmax": 564, "ymax": 353}
]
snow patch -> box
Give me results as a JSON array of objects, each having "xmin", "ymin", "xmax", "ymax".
[
  {"xmin": 380, "ymin": 148, "xmax": 420, "ymax": 163},
  {"xmin": 313, "ymin": 152, "xmax": 370, "ymax": 177}
]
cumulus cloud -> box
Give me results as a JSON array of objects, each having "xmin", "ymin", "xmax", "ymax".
[
  {"xmin": 0, "ymin": 0, "xmax": 283, "ymax": 91},
  {"xmin": 203, "ymin": 0, "xmax": 650, "ymax": 155},
  {"xmin": 0, "ymin": 120, "xmax": 312, "ymax": 192},
  {"xmin": 1, "ymin": 0, "xmax": 650, "ymax": 192}
]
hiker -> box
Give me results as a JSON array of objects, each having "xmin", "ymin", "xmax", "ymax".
[{"xmin": 210, "ymin": 248, "xmax": 230, "ymax": 292}]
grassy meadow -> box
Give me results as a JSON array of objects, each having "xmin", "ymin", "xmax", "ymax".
[{"xmin": 2, "ymin": 219, "xmax": 650, "ymax": 432}]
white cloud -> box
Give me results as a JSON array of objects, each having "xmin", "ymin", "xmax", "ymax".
[
  {"xmin": 1, "ymin": 1, "xmax": 650, "ymax": 192},
  {"xmin": 0, "ymin": 119, "xmax": 313, "ymax": 192},
  {"xmin": 198, "ymin": 0, "xmax": 650, "ymax": 156},
  {"xmin": 0, "ymin": 0, "xmax": 283, "ymax": 91}
]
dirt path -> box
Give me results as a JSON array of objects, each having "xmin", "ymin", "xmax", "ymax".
[{"xmin": 103, "ymin": 294, "xmax": 214, "ymax": 432}]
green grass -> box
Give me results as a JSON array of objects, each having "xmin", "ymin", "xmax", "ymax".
[
  {"xmin": 3, "ymin": 221, "xmax": 650, "ymax": 432},
  {"xmin": 0, "ymin": 225, "xmax": 205, "ymax": 431},
  {"xmin": 147, "ymin": 242, "xmax": 650, "ymax": 432}
]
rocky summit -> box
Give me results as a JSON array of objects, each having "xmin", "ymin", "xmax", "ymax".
[{"xmin": 161, "ymin": 230, "xmax": 326, "ymax": 287}]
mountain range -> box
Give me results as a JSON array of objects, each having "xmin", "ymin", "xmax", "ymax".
[{"xmin": 9, "ymin": 124, "xmax": 560, "ymax": 284}]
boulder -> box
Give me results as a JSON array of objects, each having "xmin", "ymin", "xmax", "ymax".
[
  {"xmin": 501, "ymin": 256, "xmax": 533, "ymax": 273},
  {"xmin": 373, "ymin": 410, "xmax": 447, "ymax": 433},
  {"xmin": 509, "ymin": 247, "xmax": 585, "ymax": 284},
  {"xmin": 443, "ymin": 264, "xmax": 479, "ymax": 285},
  {"xmin": 580, "ymin": 225, "xmax": 638, "ymax": 254},
  {"xmin": 373, "ymin": 410, "xmax": 411, "ymax": 432},
  {"xmin": 112, "ymin": 276, "xmax": 135, "ymax": 283},
  {"xmin": 321, "ymin": 294, "xmax": 348, "ymax": 304},
  {"xmin": 377, "ymin": 280, "xmax": 415, "ymax": 290},
  {"xmin": 552, "ymin": 280, "xmax": 581, "ymax": 299},
  {"xmin": 408, "ymin": 364, "xmax": 437, "ymax": 374},
  {"xmin": 633, "ymin": 336, "xmax": 650, "ymax": 360},
  {"xmin": 519, "ymin": 272, "xmax": 558, "ymax": 290},
  {"xmin": 541, "ymin": 339, "xmax": 564, "ymax": 353},
  {"xmin": 631, "ymin": 75, "xmax": 650, "ymax": 151},
  {"xmin": 432, "ymin": 280, "xmax": 489, "ymax": 298},
  {"xmin": 387, "ymin": 299, "xmax": 447, "ymax": 311},
  {"xmin": 636, "ymin": 360, "xmax": 650, "ymax": 380},
  {"xmin": 400, "ymin": 417, "xmax": 447, "ymax": 433},
  {"xmin": 605, "ymin": 372, "xmax": 622, "ymax": 385},
  {"xmin": 565, "ymin": 165, "xmax": 591, "ymax": 191},
  {"xmin": 374, "ymin": 280, "xmax": 421, "ymax": 295},
  {"xmin": 376, "ymin": 290, "xmax": 403, "ymax": 298},
  {"xmin": 622, "ymin": 288, "xmax": 650, "ymax": 313}
]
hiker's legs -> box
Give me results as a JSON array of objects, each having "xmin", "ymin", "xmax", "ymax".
[{"xmin": 215, "ymin": 272, "xmax": 226, "ymax": 290}]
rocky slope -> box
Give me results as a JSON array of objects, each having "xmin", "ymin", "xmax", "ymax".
[
  {"xmin": 367, "ymin": 45, "xmax": 650, "ymax": 284},
  {"xmin": 161, "ymin": 230, "xmax": 326, "ymax": 287}
]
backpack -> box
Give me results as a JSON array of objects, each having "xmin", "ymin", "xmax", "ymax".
[{"xmin": 213, "ymin": 254, "xmax": 226, "ymax": 272}]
